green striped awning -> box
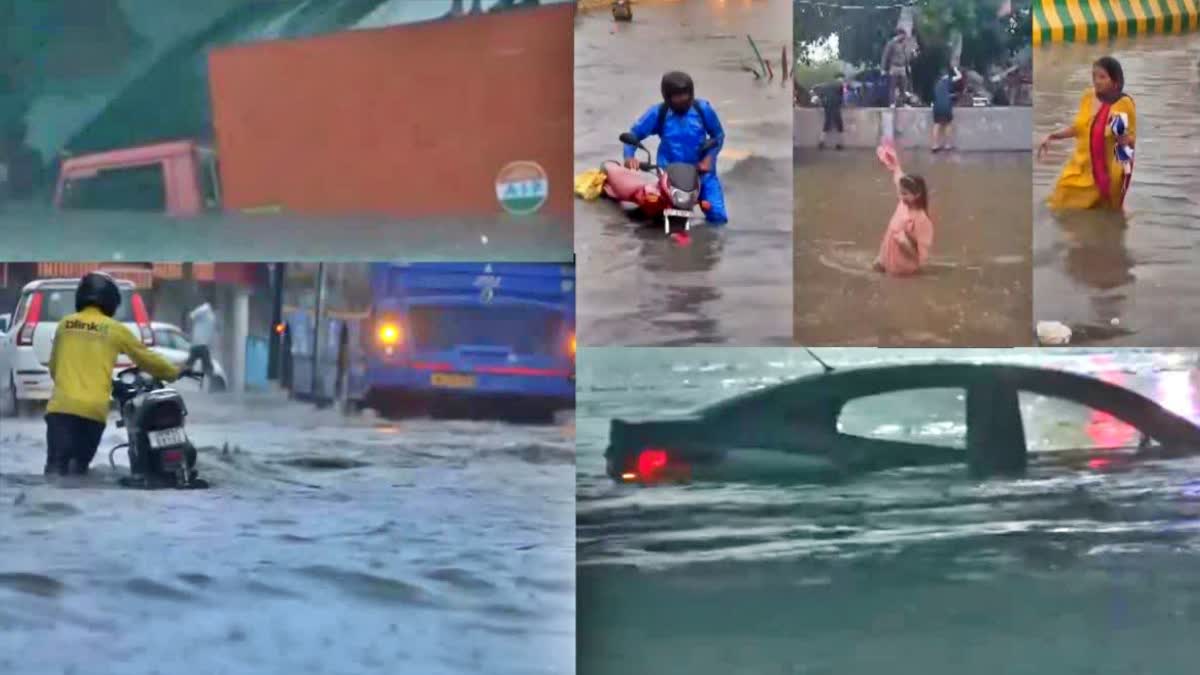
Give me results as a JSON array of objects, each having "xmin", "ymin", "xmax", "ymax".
[{"xmin": 1033, "ymin": 0, "xmax": 1200, "ymax": 44}]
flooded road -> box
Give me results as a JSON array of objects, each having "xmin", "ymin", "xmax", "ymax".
[
  {"xmin": 577, "ymin": 347, "xmax": 1200, "ymax": 675},
  {"xmin": 795, "ymin": 150, "xmax": 1032, "ymax": 346},
  {"xmin": 0, "ymin": 389, "xmax": 574, "ymax": 675},
  {"xmin": 1034, "ymin": 34, "xmax": 1200, "ymax": 346},
  {"xmin": 574, "ymin": 0, "xmax": 793, "ymax": 346},
  {"xmin": 0, "ymin": 205, "xmax": 572, "ymax": 262}
]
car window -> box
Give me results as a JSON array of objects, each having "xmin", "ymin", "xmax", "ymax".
[
  {"xmin": 837, "ymin": 388, "xmax": 967, "ymax": 449},
  {"xmin": 1018, "ymin": 391, "xmax": 1150, "ymax": 451},
  {"xmin": 171, "ymin": 330, "xmax": 191, "ymax": 351},
  {"xmin": 153, "ymin": 329, "xmax": 176, "ymax": 349},
  {"xmin": 30, "ymin": 289, "xmax": 134, "ymax": 322},
  {"xmin": 61, "ymin": 164, "xmax": 167, "ymax": 212},
  {"xmin": 12, "ymin": 293, "xmax": 32, "ymax": 325}
]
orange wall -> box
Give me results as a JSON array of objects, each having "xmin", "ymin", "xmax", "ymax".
[{"xmin": 207, "ymin": 4, "xmax": 573, "ymax": 224}]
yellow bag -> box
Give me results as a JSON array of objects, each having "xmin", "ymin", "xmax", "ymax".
[{"xmin": 574, "ymin": 168, "xmax": 608, "ymax": 201}]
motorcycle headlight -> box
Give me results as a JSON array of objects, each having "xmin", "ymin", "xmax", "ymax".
[{"xmin": 671, "ymin": 188, "xmax": 697, "ymax": 208}]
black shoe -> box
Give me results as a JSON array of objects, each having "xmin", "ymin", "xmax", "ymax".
[{"xmin": 836, "ymin": 144, "xmax": 844, "ymax": 150}]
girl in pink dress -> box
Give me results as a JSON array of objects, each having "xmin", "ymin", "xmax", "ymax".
[{"xmin": 872, "ymin": 145, "xmax": 933, "ymax": 276}]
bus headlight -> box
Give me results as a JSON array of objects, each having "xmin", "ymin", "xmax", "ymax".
[{"xmin": 378, "ymin": 323, "xmax": 402, "ymax": 345}]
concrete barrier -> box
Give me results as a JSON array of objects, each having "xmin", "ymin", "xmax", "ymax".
[
  {"xmin": 1033, "ymin": 0, "xmax": 1200, "ymax": 45},
  {"xmin": 794, "ymin": 106, "xmax": 1033, "ymax": 151}
]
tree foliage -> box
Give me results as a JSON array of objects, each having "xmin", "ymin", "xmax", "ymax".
[{"xmin": 794, "ymin": 0, "xmax": 1029, "ymax": 100}]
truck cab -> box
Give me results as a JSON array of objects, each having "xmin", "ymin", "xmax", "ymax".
[{"xmin": 55, "ymin": 140, "xmax": 220, "ymax": 216}]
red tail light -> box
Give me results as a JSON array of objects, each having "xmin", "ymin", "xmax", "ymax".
[
  {"xmin": 16, "ymin": 293, "xmax": 43, "ymax": 346},
  {"xmin": 131, "ymin": 294, "xmax": 153, "ymax": 345},
  {"xmin": 637, "ymin": 448, "xmax": 669, "ymax": 476},
  {"xmin": 161, "ymin": 449, "xmax": 183, "ymax": 464},
  {"xmin": 621, "ymin": 447, "xmax": 691, "ymax": 484}
]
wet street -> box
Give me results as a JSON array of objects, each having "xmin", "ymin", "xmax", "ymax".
[
  {"xmin": 0, "ymin": 205, "xmax": 572, "ymax": 262},
  {"xmin": 0, "ymin": 388, "xmax": 574, "ymax": 675},
  {"xmin": 577, "ymin": 347, "xmax": 1200, "ymax": 675},
  {"xmin": 795, "ymin": 150, "xmax": 1033, "ymax": 346},
  {"xmin": 1034, "ymin": 34, "xmax": 1200, "ymax": 346},
  {"xmin": 574, "ymin": 0, "xmax": 793, "ymax": 346}
]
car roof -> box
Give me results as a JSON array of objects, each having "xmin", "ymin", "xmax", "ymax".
[
  {"xmin": 694, "ymin": 361, "xmax": 1200, "ymax": 444},
  {"xmin": 150, "ymin": 322, "xmax": 183, "ymax": 332},
  {"xmin": 22, "ymin": 277, "xmax": 136, "ymax": 292},
  {"xmin": 701, "ymin": 363, "xmax": 1137, "ymax": 410}
]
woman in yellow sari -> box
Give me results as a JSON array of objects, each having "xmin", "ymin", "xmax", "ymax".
[{"xmin": 1037, "ymin": 56, "xmax": 1136, "ymax": 211}]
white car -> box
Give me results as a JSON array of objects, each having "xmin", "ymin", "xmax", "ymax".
[
  {"xmin": 150, "ymin": 322, "xmax": 227, "ymax": 391},
  {"xmin": 0, "ymin": 278, "xmax": 154, "ymax": 417}
]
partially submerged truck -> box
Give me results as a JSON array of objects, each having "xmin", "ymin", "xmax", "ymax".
[{"xmin": 54, "ymin": 4, "xmax": 573, "ymax": 220}]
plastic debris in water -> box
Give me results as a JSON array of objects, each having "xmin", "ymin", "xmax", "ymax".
[{"xmin": 1037, "ymin": 321, "xmax": 1072, "ymax": 346}]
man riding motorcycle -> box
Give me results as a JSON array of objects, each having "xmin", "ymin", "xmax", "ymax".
[
  {"xmin": 44, "ymin": 272, "xmax": 196, "ymax": 476},
  {"xmin": 622, "ymin": 71, "xmax": 728, "ymax": 225}
]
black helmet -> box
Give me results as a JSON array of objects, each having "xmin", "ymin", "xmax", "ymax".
[
  {"xmin": 661, "ymin": 71, "xmax": 695, "ymax": 113},
  {"xmin": 76, "ymin": 272, "xmax": 121, "ymax": 317}
]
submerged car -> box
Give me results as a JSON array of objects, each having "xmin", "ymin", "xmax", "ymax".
[{"xmin": 606, "ymin": 362, "xmax": 1200, "ymax": 484}]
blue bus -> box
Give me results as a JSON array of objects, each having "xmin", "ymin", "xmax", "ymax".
[{"xmin": 281, "ymin": 262, "xmax": 574, "ymax": 419}]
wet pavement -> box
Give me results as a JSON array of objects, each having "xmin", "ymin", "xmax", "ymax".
[
  {"xmin": 0, "ymin": 387, "xmax": 574, "ymax": 675},
  {"xmin": 795, "ymin": 149, "xmax": 1033, "ymax": 346},
  {"xmin": 1034, "ymin": 34, "xmax": 1200, "ymax": 346},
  {"xmin": 577, "ymin": 347, "xmax": 1200, "ymax": 675},
  {"xmin": 574, "ymin": 0, "xmax": 793, "ymax": 346},
  {"xmin": 0, "ymin": 204, "xmax": 572, "ymax": 262}
]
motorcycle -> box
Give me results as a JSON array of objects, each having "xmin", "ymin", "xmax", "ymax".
[
  {"xmin": 108, "ymin": 367, "xmax": 208, "ymax": 489},
  {"xmin": 602, "ymin": 132, "xmax": 717, "ymax": 237}
]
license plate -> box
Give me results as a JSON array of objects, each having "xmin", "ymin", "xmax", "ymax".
[
  {"xmin": 148, "ymin": 427, "xmax": 187, "ymax": 449},
  {"xmin": 430, "ymin": 373, "xmax": 477, "ymax": 389},
  {"xmin": 664, "ymin": 209, "xmax": 693, "ymax": 218}
]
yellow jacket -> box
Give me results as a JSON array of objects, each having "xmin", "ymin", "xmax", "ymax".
[{"xmin": 47, "ymin": 306, "xmax": 181, "ymax": 423}]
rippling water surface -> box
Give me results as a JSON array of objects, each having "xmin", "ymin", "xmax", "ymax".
[
  {"xmin": 795, "ymin": 151, "xmax": 1032, "ymax": 346},
  {"xmin": 577, "ymin": 347, "xmax": 1200, "ymax": 674},
  {"xmin": 0, "ymin": 390, "xmax": 574, "ymax": 675},
  {"xmin": 1035, "ymin": 34, "xmax": 1200, "ymax": 346}
]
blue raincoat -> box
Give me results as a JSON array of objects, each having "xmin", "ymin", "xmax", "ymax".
[{"xmin": 622, "ymin": 99, "xmax": 728, "ymax": 224}]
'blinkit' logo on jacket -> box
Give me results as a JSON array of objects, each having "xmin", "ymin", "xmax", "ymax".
[{"xmin": 61, "ymin": 319, "xmax": 107, "ymax": 334}]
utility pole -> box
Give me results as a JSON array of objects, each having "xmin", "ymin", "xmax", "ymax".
[
  {"xmin": 311, "ymin": 263, "xmax": 326, "ymax": 397},
  {"xmin": 268, "ymin": 262, "xmax": 285, "ymax": 380}
]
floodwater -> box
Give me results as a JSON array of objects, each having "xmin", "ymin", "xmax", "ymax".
[
  {"xmin": 1034, "ymin": 34, "xmax": 1200, "ymax": 346},
  {"xmin": 795, "ymin": 150, "xmax": 1033, "ymax": 346},
  {"xmin": 0, "ymin": 388, "xmax": 574, "ymax": 675},
  {"xmin": 574, "ymin": 0, "xmax": 793, "ymax": 346},
  {"xmin": 577, "ymin": 347, "xmax": 1200, "ymax": 675},
  {"xmin": 0, "ymin": 205, "xmax": 571, "ymax": 262}
]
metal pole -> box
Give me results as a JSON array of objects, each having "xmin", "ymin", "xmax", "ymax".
[
  {"xmin": 233, "ymin": 288, "xmax": 249, "ymax": 395},
  {"xmin": 311, "ymin": 263, "xmax": 326, "ymax": 397},
  {"xmin": 268, "ymin": 263, "xmax": 285, "ymax": 380}
]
